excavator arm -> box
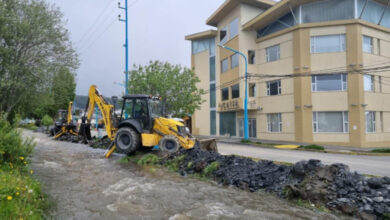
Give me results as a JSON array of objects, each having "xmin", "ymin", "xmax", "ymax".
[
  {"xmin": 84, "ymin": 85, "xmax": 117, "ymax": 141},
  {"xmin": 67, "ymin": 101, "xmax": 73, "ymax": 124}
]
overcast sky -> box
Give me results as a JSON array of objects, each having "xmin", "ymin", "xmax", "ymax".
[{"xmin": 46, "ymin": 0, "xmax": 226, "ymax": 97}]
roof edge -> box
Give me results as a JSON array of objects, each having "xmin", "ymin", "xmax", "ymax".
[
  {"xmin": 242, "ymin": 0, "xmax": 289, "ymax": 31},
  {"xmin": 207, "ymin": 0, "xmax": 276, "ymax": 27},
  {"xmin": 185, "ymin": 30, "xmax": 218, "ymax": 41}
]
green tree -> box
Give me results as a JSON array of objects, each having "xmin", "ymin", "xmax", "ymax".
[
  {"xmin": 50, "ymin": 67, "xmax": 76, "ymax": 115},
  {"xmin": 41, "ymin": 114, "xmax": 53, "ymax": 132},
  {"xmin": 128, "ymin": 61, "xmax": 205, "ymax": 117},
  {"xmin": 0, "ymin": 0, "xmax": 79, "ymax": 121}
]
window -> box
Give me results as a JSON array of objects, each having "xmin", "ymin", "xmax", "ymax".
[
  {"xmin": 210, "ymin": 111, "xmax": 216, "ymax": 135},
  {"xmin": 249, "ymin": 83, "xmax": 256, "ymax": 97},
  {"xmin": 363, "ymin": 35, "xmax": 373, "ymax": 53},
  {"xmin": 313, "ymin": 112, "xmax": 349, "ymax": 133},
  {"xmin": 220, "ymin": 112, "xmax": 236, "ymax": 136},
  {"xmin": 210, "ymin": 84, "xmax": 216, "ymax": 108},
  {"xmin": 220, "ymin": 26, "xmax": 228, "ymax": 44},
  {"xmin": 231, "ymin": 84, "xmax": 239, "ymax": 99},
  {"xmin": 364, "ymin": 75, "xmax": 374, "ymax": 92},
  {"xmin": 366, "ymin": 111, "xmax": 376, "ymax": 133},
  {"xmin": 209, "ymin": 57, "xmax": 216, "ymax": 81},
  {"xmin": 267, "ymin": 113, "xmax": 282, "ymax": 132},
  {"xmin": 267, "ymin": 80, "xmax": 281, "ymax": 96},
  {"xmin": 248, "ymin": 50, "xmax": 256, "ymax": 64},
  {"xmin": 266, "ymin": 45, "xmax": 280, "ymax": 62},
  {"xmin": 231, "ymin": 53, "xmax": 239, "ymax": 68},
  {"xmin": 239, "ymin": 118, "xmax": 257, "ymax": 138},
  {"xmin": 191, "ymin": 38, "xmax": 209, "ymax": 54},
  {"xmin": 379, "ymin": 76, "xmax": 382, "ymax": 92},
  {"xmin": 312, "ymin": 74, "xmax": 347, "ymax": 92},
  {"xmin": 221, "ymin": 88, "xmax": 229, "ymax": 101},
  {"xmin": 380, "ymin": 112, "xmax": 384, "ymax": 132},
  {"xmin": 311, "ymin": 34, "xmax": 346, "ymax": 53},
  {"xmin": 229, "ymin": 17, "xmax": 239, "ymax": 39},
  {"xmin": 221, "ymin": 58, "xmax": 228, "ymax": 73}
]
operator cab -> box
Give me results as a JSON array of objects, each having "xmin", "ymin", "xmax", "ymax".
[
  {"xmin": 119, "ymin": 95, "xmax": 163, "ymax": 132},
  {"xmin": 54, "ymin": 109, "xmax": 67, "ymax": 127}
]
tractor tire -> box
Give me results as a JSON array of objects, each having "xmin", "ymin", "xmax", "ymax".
[
  {"xmin": 159, "ymin": 135, "xmax": 180, "ymax": 153},
  {"xmin": 115, "ymin": 127, "xmax": 140, "ymax": 155}
]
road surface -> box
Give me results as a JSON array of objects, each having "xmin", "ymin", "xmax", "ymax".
[{"xmin": 218, "ymin": 142, "xmax": 390, "ymax": 177}]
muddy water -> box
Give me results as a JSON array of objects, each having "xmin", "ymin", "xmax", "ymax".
[{"xmin": 25, "ymin": 130, "xmax": 345, "ymax": 220}]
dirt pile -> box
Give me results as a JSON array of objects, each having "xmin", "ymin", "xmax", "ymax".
[{"xmin": 165, "ymin": 147, "xmax": 390, "ymax": 219}]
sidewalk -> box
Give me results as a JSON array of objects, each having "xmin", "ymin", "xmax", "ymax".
[{"xmin": 197, "ymin": 135, "xmax": 380, "ymax": 153}]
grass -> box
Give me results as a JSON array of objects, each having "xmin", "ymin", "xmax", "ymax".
[
  {"xmin": 299, "ymin": 144, "xmax": 325, "ymax": 151},
  {"xmin": 241, "ymin": 139, "xmax": 252, "ymax": 144},
  {"xmin": 137, "ymin": 154, "xmax": 160, "ymax": 166},
  {"xmin": 0, "ymin": 166, "xmax": 48, "ymax": 219},
  {"xmin": 165, "ymin": 155, "xmax": 186, "ymax": 172},
  {"xmin": 202, "ymin": 161, "xmax": 220, "ymax": 177},
  {"xmin": 371, "ymin": 148, "xmax": 390, "ymax": 153},
  {"xmin": 383, "ymin": 213, "xmax": 390, "ymax": 220}
]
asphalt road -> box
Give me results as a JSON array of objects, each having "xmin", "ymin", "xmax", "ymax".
[{"xmin": 217, "ymin": 142, "xmax": 390, "ymax": 177}]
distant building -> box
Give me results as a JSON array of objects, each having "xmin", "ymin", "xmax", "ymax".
[{"xmin": 186, "ymin": 0, "xmax": 390, "ymax": 147}]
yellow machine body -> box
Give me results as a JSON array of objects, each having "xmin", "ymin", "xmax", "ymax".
[
  {"xmin": 81, "ymin": 85, "xmax": 196, "ymax": 158},
  {"xmin": 140, "ymin": 117, "xmax": 196, "ymax": 149},
  {"xmin": 53, "ymin": 101, "xmax": 78, "ymax": 139}
]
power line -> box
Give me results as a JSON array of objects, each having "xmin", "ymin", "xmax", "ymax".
[
  {"xmin": 77, "ymin": 0, "xmax": 115, "ymax": 46},
  {"xmin": 200, "ymin": 64, "xmax": 390, "ymax": 96},
  {"xmin": 79, "ymin": 19, "xmax": 117, "ymax": 54}
]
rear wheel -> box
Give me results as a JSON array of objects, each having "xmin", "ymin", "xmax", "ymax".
[
  {"xmin": 115, "ymin": 127, "xmax": 140, "ymax": 155},
  {"xmin": 159, "ymin": 135, "xmax": 180, "ymax": 153}
]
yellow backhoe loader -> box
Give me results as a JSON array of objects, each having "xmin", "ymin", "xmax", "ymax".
[
  {"xmin": 79, "ymin": 85, "xmax": 208, "ymax": 158},
  {"xmin": 51, "ymin": 101, "xmax": 78, "ymax": 139}
]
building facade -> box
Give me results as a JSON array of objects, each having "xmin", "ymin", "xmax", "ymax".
[{"xmin": 186, "ymin": 0, "xmax": 390, "ymax": 148}]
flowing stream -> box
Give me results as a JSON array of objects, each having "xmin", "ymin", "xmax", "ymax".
[{"xmin": 25, "ymin": 130, "xmax": 347, "ymax": 220}]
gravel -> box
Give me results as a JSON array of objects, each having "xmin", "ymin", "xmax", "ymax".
[{"xmin": 165, "ymin": 147, "xmax": 390, "ymax": 220}]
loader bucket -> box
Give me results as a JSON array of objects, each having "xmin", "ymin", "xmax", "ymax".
[{"xmin": 196, "ymin": 138, "xmax": 218, "ymax": 152}]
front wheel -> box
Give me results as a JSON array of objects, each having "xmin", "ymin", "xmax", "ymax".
[
  {"xmin": 159, "ymin": 135, "xmax": 180, "ymax": 153},
  {"xmin": 114, "ymin": 127, "xmax": 140, "ymax": 155}
]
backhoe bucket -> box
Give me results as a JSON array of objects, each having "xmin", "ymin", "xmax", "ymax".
[
  {"xmin": 78, "ymin": 117, "xmax": 92, "ymax": 143},
  {"xmin": 196, "ymin": 138, "xmax": 218, "ymax": 152}
]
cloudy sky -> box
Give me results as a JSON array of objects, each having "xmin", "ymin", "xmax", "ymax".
[{"xmin": 46, "ymin": 0, "xmax": 226, "ymax": 97}]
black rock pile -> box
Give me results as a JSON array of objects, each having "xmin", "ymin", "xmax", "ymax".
[{"xmin": 166, "ymin": 147, "xmax": 390, "ymax": 219}]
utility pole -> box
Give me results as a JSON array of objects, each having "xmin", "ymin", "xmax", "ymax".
[
  {"xmin": 118, "ymin": 0, "xmax": 129, "ymax": 95},
  {"xmin": 218, "ymin": 44, "xmax": 249, "ymax": 140}
]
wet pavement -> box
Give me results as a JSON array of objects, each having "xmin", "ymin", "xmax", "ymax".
[{"xmin": 24, "ymin": 130, "xmax": 346, "ymax": 220}]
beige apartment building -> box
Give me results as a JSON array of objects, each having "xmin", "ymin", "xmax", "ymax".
[{"xmin": 185, "ymin": 0, "xmax": 390, "ymax": 148}]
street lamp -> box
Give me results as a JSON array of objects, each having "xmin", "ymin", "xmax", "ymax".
[{"xmin": 218, "ymin": 44, "xmax": 249, "ymax": 140}]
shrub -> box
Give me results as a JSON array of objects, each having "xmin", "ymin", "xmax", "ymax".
[
  {"xmin": 0, "ymin": 119, "xmax": 34, "ymax": 166},
  {"xmin": 299, "ymin": 145, "xmax": 325, "ymax": 151},
  {"xmin": 371, "ymin": 148, "xmax": 390, "ymax": 153},
  {"xmin": 0, "ymin": 118, "xmax": 47, "ymax": 219},
  {"xmin": 41, "ymin": 115, "xmax": 53, "ymax": 132}
]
